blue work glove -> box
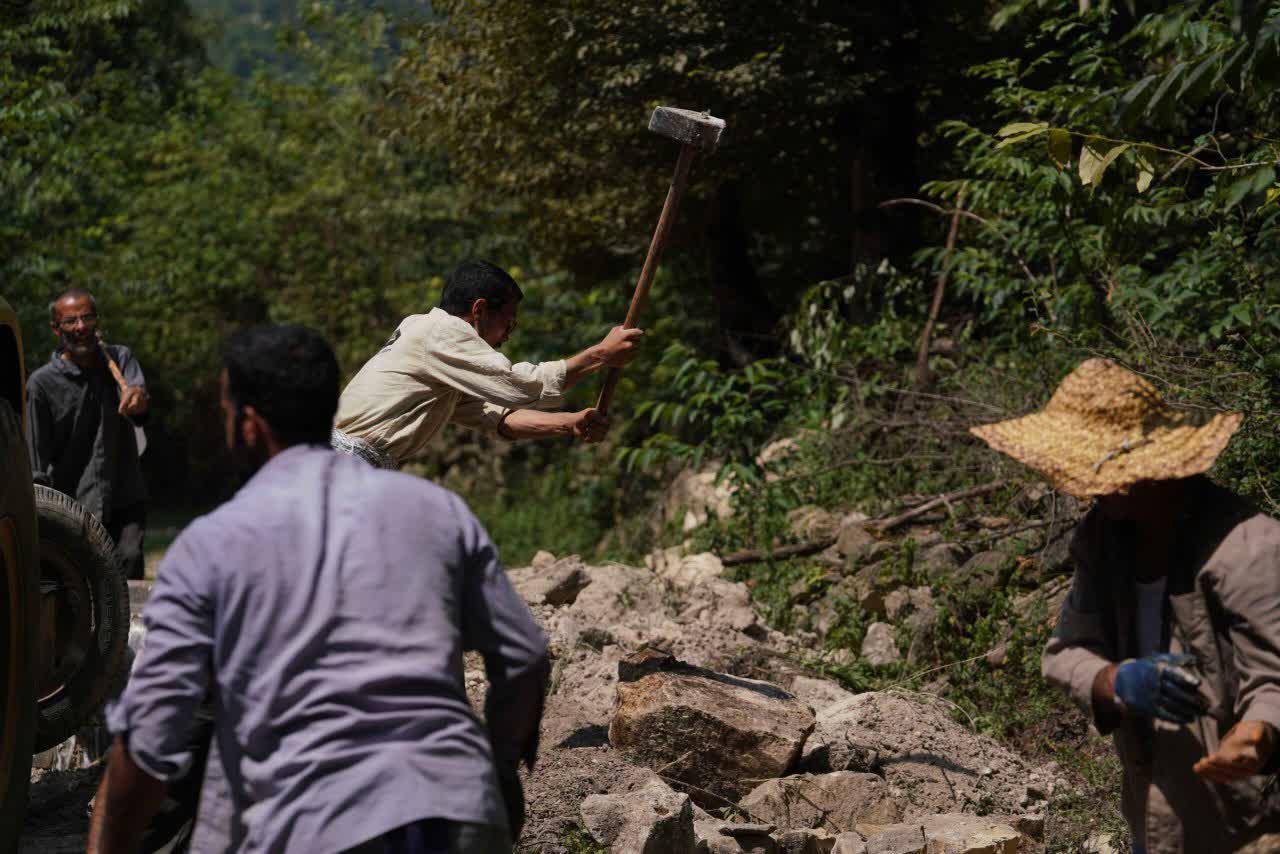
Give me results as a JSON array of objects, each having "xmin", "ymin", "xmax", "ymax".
[{"xmin": 1114, "ymin": 653, "xmax": 1207, "ymax": 724}]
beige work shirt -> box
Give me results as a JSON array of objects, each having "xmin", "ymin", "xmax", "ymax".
[
  {"xmin": 334, "ymin": 308, "xmax": 566, "ymax": 463},
  {"xmin": 1043, "ymin": 477, "xmax": 1280, "ymax": 853}
]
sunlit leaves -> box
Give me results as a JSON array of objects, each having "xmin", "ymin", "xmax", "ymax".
[
  {"xmin": 1134, "ymin": 145, "xmax": 1157, "ymax": 193},
  {"xmin": 1047, "ymin": 128, "xmax": 1072, "ymax": 169}
]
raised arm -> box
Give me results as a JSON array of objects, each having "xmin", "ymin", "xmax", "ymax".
[
  {"xmin": 112, "ymin": 345, "xmax": 149, "ymax": 420},
  {"xmin": 561, "ymin": 326, "xmax": 644, "ymax": 390}
]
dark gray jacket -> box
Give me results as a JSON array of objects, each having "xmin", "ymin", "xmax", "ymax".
[{"xmin": 26, "ymin": 345, "xmax": 147, "ymax": 524}]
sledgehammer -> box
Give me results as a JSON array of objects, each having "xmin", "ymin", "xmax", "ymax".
[{"xmin": 595, "ymin": 106, "xmax": 726, "ymax": 415}]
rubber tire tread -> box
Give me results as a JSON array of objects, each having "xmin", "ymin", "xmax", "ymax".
[
  {"xmin": 0, "ymin": 398, "xmax": 38, "ymax": 852},
  {"xmin": 32, "ymin": 485, "xmax": 129, "ymax": 753}
]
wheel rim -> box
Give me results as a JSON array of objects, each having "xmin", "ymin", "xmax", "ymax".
[
  {"xmin": 0, "ymin": 517, "xmax": 23, "ymax": 804},
  {"xmin": 36, "ymin": 539, "xmax": 95, "ymax": 702}
]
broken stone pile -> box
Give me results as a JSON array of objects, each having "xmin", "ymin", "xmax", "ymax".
[{"xmin": 498, "ymin": 545, "xmax": 1063, "ymax": 853}]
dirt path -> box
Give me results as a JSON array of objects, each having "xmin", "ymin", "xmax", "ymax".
[{"xmin": 20, "ymin": 765, "xmax": 100, "ymax": 852}]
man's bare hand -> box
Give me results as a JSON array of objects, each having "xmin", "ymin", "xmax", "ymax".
[
  {"xmin": 1195, "ymin": 721, "xmax": 1276, "ymax": 783},
  {"xmin": 118, "ymin": 386, "xmax": 148, "ymax": 418},
  {"xmin": 595, "ymin": 326, "xmax": 643, "ymax": 368},
  {"xmin": 569, "ymin": 408, "xmax": 610, "ymax": 443}
]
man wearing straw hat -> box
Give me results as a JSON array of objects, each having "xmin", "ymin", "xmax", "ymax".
[{"xmin": 972, "ymin": 358, "xmax": 1280, "ymax": 854}]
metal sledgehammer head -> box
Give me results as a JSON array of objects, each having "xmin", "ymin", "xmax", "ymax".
[{"xmin": 648, "ymin": 106, "xmax": 726, "ymax": 153}]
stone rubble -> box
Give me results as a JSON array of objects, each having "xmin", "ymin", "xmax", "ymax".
[{"xmin": 506, "ymin": 542, "xmax": 1051, "ymax": 853}]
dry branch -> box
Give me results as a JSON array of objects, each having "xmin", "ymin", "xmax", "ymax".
[
  {"xmin": 721, "ymin": 537, "xmax": 836, "ymax": 567},
  {"xmin": 870, "ymin": 481, "xmax": 1006, "ymax": 532}
]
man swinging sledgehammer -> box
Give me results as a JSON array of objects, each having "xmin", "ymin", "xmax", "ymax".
[{"xmin": 332, "ymin": 260, "xmax": 642, "ymax": 468}]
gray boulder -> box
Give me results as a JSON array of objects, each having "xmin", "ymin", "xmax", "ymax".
[
  {"xmin": 741, "ymin": 771, "xmax": 900, "ymax": 835},
  {"xmin": 580, "ymin": 777, "xmax": 698, "ymax": 853},
  {"xmin": 609, "ymin": 650, "xmax": 815, "ymax": 805},
  {"xmin": 860, "ymin": 815, "xmax": 1020, "ymax": 854}
]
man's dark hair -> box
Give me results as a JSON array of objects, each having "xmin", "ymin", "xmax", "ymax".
[
  {"xmin": 438, "ymin": 260, "xmax": 524, "ymax": 317},
  {"xmin": 223, "ymin": 325, "xmax": 339, "ymax": 446}
]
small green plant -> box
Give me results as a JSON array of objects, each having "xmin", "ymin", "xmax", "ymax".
[{"xmin": 558, "ymin": 824, "xmax": 607, "ymax": 854}]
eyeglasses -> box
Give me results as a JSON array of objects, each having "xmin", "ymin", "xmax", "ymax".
[{"xmin": 56, "ymin": 313, "xmax": 98, "ymax": 330}]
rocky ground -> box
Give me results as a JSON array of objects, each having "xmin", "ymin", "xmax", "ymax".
[
  {"xmin": 499, "ymin": 543, "xmax": 1064, "ymax": 853},
  {"xmin": 20, "ymin": 470, "xmax": 1088, "ymax": 854}
]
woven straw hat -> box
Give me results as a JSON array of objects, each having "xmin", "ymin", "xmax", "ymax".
[{"xmin": 970, "ymin": 358, "xmax": 1242, "ymax": 498}]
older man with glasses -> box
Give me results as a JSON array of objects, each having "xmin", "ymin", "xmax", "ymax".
[{"xmin": 26, "ymin": 288, "xmax": 151, "ymax": 579}]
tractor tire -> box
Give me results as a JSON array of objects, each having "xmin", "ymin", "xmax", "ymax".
[
  {"xmin": 32, "ymin": 485, "xmax": 129, "ymax": 753},
  {"xmin": 0, "ymin": 397, "xmax": 38, "ymax": 850}
]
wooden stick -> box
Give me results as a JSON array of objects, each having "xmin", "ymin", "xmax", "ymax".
[
  {"xmin": 596, "ymin": 144, "xmax": 698, "ymax": 415},
  {"xmin": 721, "ymin": 537, "xmax": 836, "ymax": 567},
  {"xmin": 914, "ymin": 192, "xmax": 964, "ymax": 389},
  {"xmin": 870, "ymin": 481, "xmax": 1006, "ymax": 532},
  {"xmin": 96, "ymin": 334, "xmax": 128, "ymax": 392}
]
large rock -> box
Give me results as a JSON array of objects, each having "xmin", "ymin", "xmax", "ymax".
[
  {"xmin": 609, "ymin": 650, "xmax": 815, "ymax": 805},
  {"xmin": 801, "ymin": 693, "xmax": 1047, "ymax": 821},
  {"xmin": 740, "ymin": 772, "xmax": 901, "ymax": 834},
  {"xmin": 581, "ymin": 777, "xmax": 698, "ymax": 853},
  {"xmin": 853, "ymin": 815, "xmax": 1020, "ymax": 854},
  {"xmin": 860, "ymin": 623, "xmax": 901, "ymax": 667}
]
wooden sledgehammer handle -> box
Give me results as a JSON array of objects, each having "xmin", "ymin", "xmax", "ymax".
[
  {"xmin": 96, "ymin": 333, "xmax": 129, "ymax": 393},
  {"xmin": 595, "ymin": 145, "xmax": 697, "ymax": 415}
]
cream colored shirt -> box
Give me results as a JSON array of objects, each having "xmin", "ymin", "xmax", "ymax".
[{"xmin": 335, "ymin": 308, "xmax": 566, "ymax": 463}]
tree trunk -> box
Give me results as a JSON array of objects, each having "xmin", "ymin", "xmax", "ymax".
[
  {"xmin": 842, "ymin": 5, "xmax": 922, "ymax": 274},
  {"xmin": 706, "ymin": 181, "xmax": 777, "ymax": 367}
]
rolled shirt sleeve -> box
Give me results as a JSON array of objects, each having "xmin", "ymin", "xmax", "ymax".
[
  {"xmin": 105, "ymin": 529, "xmax": 215, "ymax": 782},
  {"xmin": 1212, "ymin": 520, "xmax": 1280, "ymax": 730}
]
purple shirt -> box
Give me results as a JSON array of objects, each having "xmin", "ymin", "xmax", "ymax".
[{"xmin": 106, "ymin": 445, "xmax": 548, "ymax": 853}]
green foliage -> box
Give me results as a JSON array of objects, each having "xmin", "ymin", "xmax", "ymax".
[
  {"xmin": 392, "ymin": 0, "xmax": 994, "ymax": 321},
  {"xmin": 188, "ymin": 0, "xmax": 429, "ymax": 76}
]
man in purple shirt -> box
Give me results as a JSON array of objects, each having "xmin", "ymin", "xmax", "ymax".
[{"xmin": 88, "ymin": 325, "xmax": 549, "ymax": 854}]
